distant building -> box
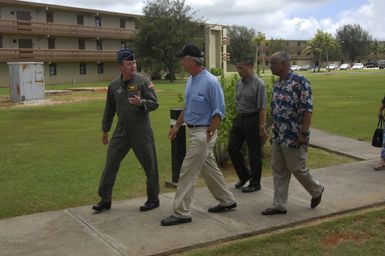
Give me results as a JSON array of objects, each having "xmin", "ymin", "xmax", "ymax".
[{"xmin": 0, "ymin": 0, "xmax": 228, "ymax": 87}]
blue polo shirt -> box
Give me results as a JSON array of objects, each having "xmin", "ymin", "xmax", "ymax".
[{"xmin": 184, "ymin": 69, "xmax": 225, "ymax": 125}]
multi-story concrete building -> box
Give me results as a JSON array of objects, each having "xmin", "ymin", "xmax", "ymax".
[{"xmin": 0, "ymin": 0, "xmax": 228, "ymax": 87}]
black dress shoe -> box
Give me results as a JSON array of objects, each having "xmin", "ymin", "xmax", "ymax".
[
  {"xmin": 161, "ymin": 215, "xmax": 192, "ymax": 226},
  {"xmin": 311, "ymin": 187, "xmax": 324, "ymax": 209},
  {"xmin": 208, "ymin": 202, "xmax": 237, "ymax": 213},
  {"xmin": 92, "ymin": 201, "xmax": 111, "ymax": 212},
  {"xmin": 261, "ymin": 207, "xmax": 287, "ymax": 215},
  {"xmin": 140, "ymin": 200, "xmax": 160, "ymax": 212},
  {"xmin": 241, "ymin": 184, "xmax": 261, "ymax": 193},
  {"xmin": 235, "ymin": 178, "xmax": 250, "ymax": 189}
]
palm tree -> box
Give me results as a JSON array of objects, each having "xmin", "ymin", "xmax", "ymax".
[
  {"xmin": 253, "ymin": 32, "xmax": 266, "ymax": 74},
  {"xmin": 303, "ymin": 38, "xmax": 322, "ymax": 72},
  {"xmin": 314, "ymin": 30, "xmax": 338, "ymax": 72},
  {"xmin": 370, "ymin": 39, "xmax": 385, "ymax": 62}
]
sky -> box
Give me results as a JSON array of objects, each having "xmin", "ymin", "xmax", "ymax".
[{"xmin": 22, "ymin": 0, "xmax": 385, "ymax": 40}]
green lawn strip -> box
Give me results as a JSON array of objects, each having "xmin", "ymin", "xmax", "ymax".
[{"xmin": 177, "ymin": 206, "xmax": 385, "ymax": 256}]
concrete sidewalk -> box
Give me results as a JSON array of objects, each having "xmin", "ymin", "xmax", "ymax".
[
  {"xmin": 310, "ymin": 128, "xmax": 379, "ymax": 160},
  {"xmin": 1, "ymin": 130, "xmax": 384, "ymax": 256}
]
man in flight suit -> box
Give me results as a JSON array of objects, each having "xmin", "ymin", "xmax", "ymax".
[{"xmin": 92, "ymin": 48, "xmax": 160, "ymax": 213}]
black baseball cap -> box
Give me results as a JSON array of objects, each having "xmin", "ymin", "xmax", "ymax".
[{"xmin": 175, "ymin": 44, "xmax": 203, "ymax": 58}]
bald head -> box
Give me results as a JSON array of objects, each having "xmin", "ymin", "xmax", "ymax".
[
  {"xmin": 273, "ymin": 51, "xmax": 290, "ymax": 64},
  {"xmin": 270, "ymin": 51, "xmax": 291, "ymax": 78}
]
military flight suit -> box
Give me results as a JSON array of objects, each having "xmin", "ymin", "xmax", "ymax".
[{"xmin": 98, "ymin": 73, "xmax": 160, "ymax": 203}]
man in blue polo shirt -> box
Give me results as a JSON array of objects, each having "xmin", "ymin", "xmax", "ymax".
[{"xmin": 161, "ymin": 44, "xmax": 236, "ymax": 226}]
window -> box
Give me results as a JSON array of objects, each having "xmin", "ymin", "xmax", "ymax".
[
  {"xmin": 297, "ymin": 51, "xmax": 301, "ymax": 56},
  {"xmin": 297, "ymin": 41, "xmax": 301, "ymax": 46},
  {"xmin": 49, "ymin": 63, "xmax": 57, "ymax": 76},
  {"xmin": 80, "ymin": 63, "xmax": 87, "ymax": 75},
  {"xmin": 78, "ymin": 39, "xmax": 85, "ymax": 50},
  {"xmin": 48, "ymin": 38, "xmax": 55, "ymax": 49},
  {"xmin": 97, "ymin": 63, "xmax": 104, "ymax": 74},
  {"xmin": 0, "ymin": 36, "xmax": 2, "ymax": 48},
  {"xmin": 95, "ymin": 16, "xmax": 102, "ymax": 27},
  {"xmin": 46, "ymin": 11, "xmax": 53, "ymax": 22},
  {"xmin": 16, "ymin": 11, "xmax": 31, "ymax": 21},
  {"xmin": 96, "ymin": 39, "xmax": 103, "ymax": 50},
  {"xmin": 77, "ymin": 14, "xmax": 84, "ymax": 25},
  {"xmin": 121, "ymin": 41, "xmax": 127, "ymax": 49},
  {"xmin": 120, "ymin": 18, "xmax": 126, "ymax": 28}
]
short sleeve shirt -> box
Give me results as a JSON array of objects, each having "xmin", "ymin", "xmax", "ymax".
[
  {"xmin": 270, "ymin": 72, "xmax": 313, "ymax": 148},
  {"xmin": 235, "ymin": 74, "xmax": 267, "ymax": 113}
]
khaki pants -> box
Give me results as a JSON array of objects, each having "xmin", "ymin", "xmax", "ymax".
[
  {"xmin": 173, "ymin": 127, "xmax": 236, "ymax": 218},
  {"xmin": 271, "ymin": 143, "xmax": 323, "ymax": 210}
]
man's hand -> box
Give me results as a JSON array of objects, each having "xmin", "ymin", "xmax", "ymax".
[
  {"xmin": 128, "ymin": 91, "xmax": 142, "ymax": 105},
  {"xmin": 259, "ymin": 126, "xmax": 268, "ymax": 144},
  {"xmin": 168, "ymin": 126, "xmax": 179, "ymax": 140},
  {"xmin": 298, "ymin": 133, "xmax": 309, "ymax": 145},
  {"xmin": 206, "ymin": 129, "xmax": 215, "ymax": 142},
  {"xmin": 102, "ymin": 132, "xmax": 109, "ymax": 145}
]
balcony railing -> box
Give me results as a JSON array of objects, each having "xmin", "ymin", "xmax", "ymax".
[
  {"xmin": 0, "ymin": 19, "xmax": 136, "ymax": 39},
  {"xmin": 0, "ymin": 48, "xmax": 116, "ymax": 62}
]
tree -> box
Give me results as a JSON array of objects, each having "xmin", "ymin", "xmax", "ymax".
[
  {"xmin": 370, "ymin": 39, "xmax": 385, "ymax": 62},
  {"xmin": 303, "ymin": 38, "xmax": 322, "ymax": 72},
  {"xmin": 314, "ymin": 30, "xmax": 338, "ymax": 71},
  {"xmin": 336, "ymin": 24, "xmax": 372, "ymax": 63},
  {"xmin": 253, "ymin": 32, "xmax": 266, "ymax": 73},
  {"xmin": 135, "ymin": 0, "xmax": 204, "ymax": 81},
  {"xmin": 227, "ymin": 25, "xmax": 256, "ymax": 64}
]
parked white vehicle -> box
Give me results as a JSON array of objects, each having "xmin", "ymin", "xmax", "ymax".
[
  {"xmin": 291, "ymin": 65, "xmax": 300, "ymax": 71},
  {"xmin": 351, "ymin": 63, "xmax": 364, "ymax": 70},
  {"xmin": 339, "ymin": 63, "xmax": 351, "ymax": 70},
  {"xmin": 326, "ymin": 63, "xmax": 338, "ymax": 70}
]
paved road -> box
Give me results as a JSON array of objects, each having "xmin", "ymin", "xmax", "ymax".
[{"xmin": 0, "ymin": 129, "xmax": 383, "ymax": 256}]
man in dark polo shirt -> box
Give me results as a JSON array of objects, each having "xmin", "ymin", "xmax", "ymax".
[{"xmin": 228, "ymin": 58, "xmax": 268, "ymax": 192}]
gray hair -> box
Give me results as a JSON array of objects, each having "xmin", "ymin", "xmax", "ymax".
[{"xmin": 186, "ymin": 55, "xmax": 204, "ymax": 66}]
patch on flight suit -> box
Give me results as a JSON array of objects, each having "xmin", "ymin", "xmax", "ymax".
[
  {"xmin": 128, "ymin": 84, "xmax": 138, "ymax": 92},
  {"xmin": 116, "ymin": 87, "xmax": 123, "ymax": 94}
]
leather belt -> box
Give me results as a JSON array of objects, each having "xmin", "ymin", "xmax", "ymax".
[
  {"xmin": 187, "ymin": 124, "xmax": 209, "ymax": 128},
  {"xmin": 238, "ymin": 112, "xmax": 258, "ymax": 117}
]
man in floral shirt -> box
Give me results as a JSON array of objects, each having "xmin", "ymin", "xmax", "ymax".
[{"xmin": 261, "ymin": 51, "xmax": 324, "ymax": 215}]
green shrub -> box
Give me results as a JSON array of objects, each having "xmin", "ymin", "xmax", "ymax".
[{"xmin": 210, "ymin": 67, "xmax": 223, "ymax": 76}]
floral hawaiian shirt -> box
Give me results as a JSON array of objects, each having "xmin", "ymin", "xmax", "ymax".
[{"xmin": 270, "ymin": 71, "xmax": 313, "ymax": 148}]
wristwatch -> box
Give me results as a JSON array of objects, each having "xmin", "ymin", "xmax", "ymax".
[{"xmin": 300, "ymin": 130, "xmax": 310, "ymax": 136}]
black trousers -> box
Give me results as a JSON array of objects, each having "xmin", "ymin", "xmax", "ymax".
[{"xmin": 228, "ymin": 114, "xmax": 263, "ymax": 186}]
